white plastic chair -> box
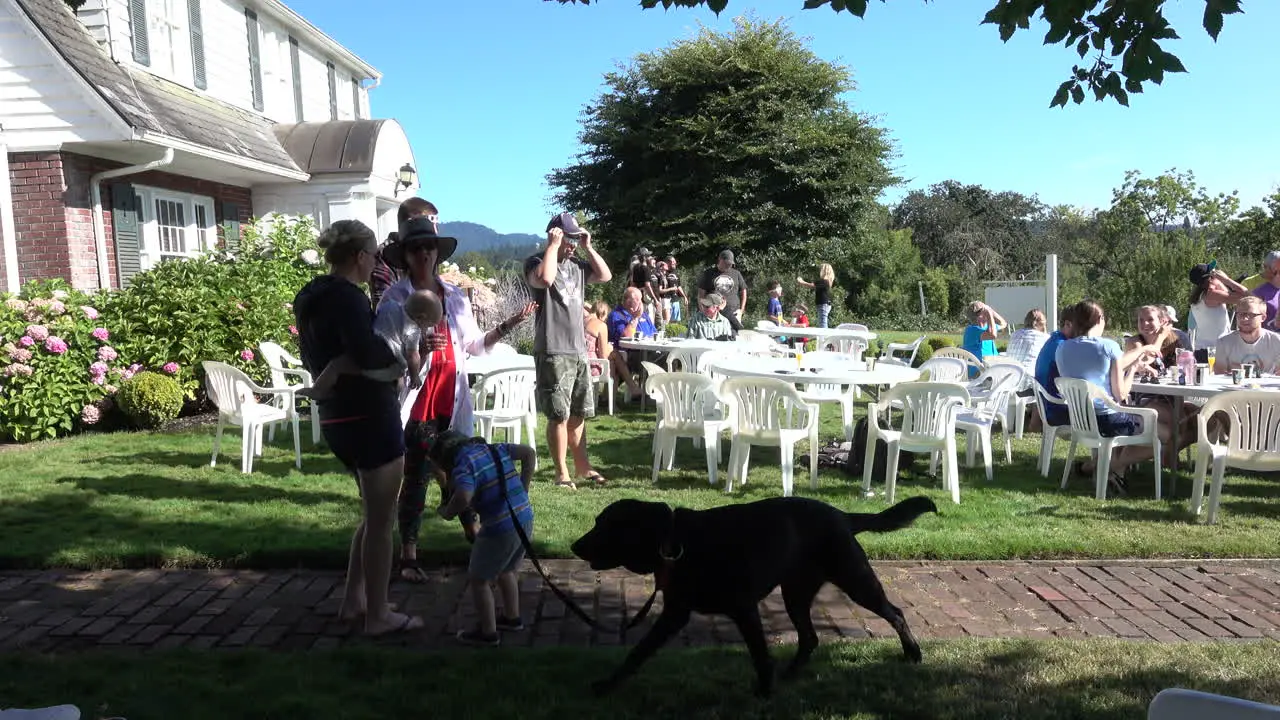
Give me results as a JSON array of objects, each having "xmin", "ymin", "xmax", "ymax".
[
  {"xmin": 863, "ymin": 382, "xmax": 970, "ymax": 504},
  {"xmin": 917, "ymin": 356, "xmax": 967, "ymax": 384},
  {"xmin": 1056, "ymin": 377, "xmax": 1162, "ymax": 500},
  {"xmin": 490, "ymin": 342, "xmax": 518, "ymax": 355},
  {"xmin": 933, "ymin": 346, "xmax": 986, "ymax": 376},
  {"xmin": 880, "ymin": 336, "xmax": 925, "ymax": 366},
  {"xmin": 665, "ymin": 347, "xmax": 702, "ymax": 373},
  {"xmin": 471, "ymin": 368, "xmax": 537, "ymax": 446},
  {"xmin": 754, "ymin": 320, "xmax": 777, "ymax": 330},
  {"xmin": 202, "ymin": 361, "xmax": 301, "ymax": 474},
  {"xmin": 638, "ymin": 359, "xmax": 667, "ymax": 412},
  {"xmin": 1190, "ymin": 390, "xmax": 1280, "ymax": 524},
  {"xmin": 797, "ymin": 352, "xmax": 859, "ymax": 444},
  {"xmin": 1149, "ymin": 688, "xmax": 1280, "ymax": 719},
  {"xmin": 1033, "ymin": 379, "xmax": 1073, "ymax": 478},
  {"xmin": 646, "ymin": 372, "xmax": 727, "ymax": 486},
  {"xmin": 718, "ymin": 377, "xmax": 818, "ymax": 496},
  {"xmin": 734, "ymin": 330, "xmax": 774, "ymax": 349},
  {"xmin": 258, "ymin": 341, "xmax": 319, "ymax": 446},
  {"xmin": 588, "ymin": 357, "xmax": 614, "ymax": 416},
  {"xmin": 955, "ymin": 365, "xmax": 1023, "ymax": 482}
]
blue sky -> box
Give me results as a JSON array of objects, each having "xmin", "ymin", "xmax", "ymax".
[{"xmin": 291, "ymin": 0, "xmax": 1279, "ymax": 235}]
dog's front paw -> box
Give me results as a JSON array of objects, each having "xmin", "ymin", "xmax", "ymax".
[
  {"xmin": 905, "ymin": 644, "xmax": 923, "ymax": 664},
  {"xmin": 591, "ymin": 678, "xmax": 618, "ymax": 696}
]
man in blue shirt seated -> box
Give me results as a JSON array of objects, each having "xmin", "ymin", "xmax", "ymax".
[
  {"xmin": 608, "ymin": 287, "xmax": 657, "ymax": 345},
  {"xmin": 1033, "ymin": 305, "xmax": 1079, "ymax": 428},
  {"xmin": 961, "ymin": 301, "xmax": 1008, "ymax": 376}
]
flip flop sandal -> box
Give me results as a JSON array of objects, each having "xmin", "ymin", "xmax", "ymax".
[
  {"xmin": 364, "ymin": 613, "xmax": 424, "ymax": 638},
  {"xmin": 554, "ymin": 477, "xmax": 578, "ymax": 490},
  {"xmin": 580, "ymin": 472, "xmax": 608, "ymax": 487}
]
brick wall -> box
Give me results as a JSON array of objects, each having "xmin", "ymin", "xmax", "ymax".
[{"xmin": 3, "ymin": 150, "xmax": 253, "ymax": 292}]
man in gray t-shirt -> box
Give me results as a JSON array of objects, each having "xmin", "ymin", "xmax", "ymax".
[{"xmin": 524, "ymin": 212, "xmax": 613, "ymax": 488}]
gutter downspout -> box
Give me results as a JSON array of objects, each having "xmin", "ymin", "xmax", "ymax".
[
  {"xmin": 90, "ymin": 147, "xmax": 174, "ymax": 289},
  {"xmin": 0, "ymin": 131, "xmax": 18, "ymax": 294}
]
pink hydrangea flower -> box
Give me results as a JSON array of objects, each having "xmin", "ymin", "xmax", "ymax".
[
  {"xmin": 104, "ymin": 384, "xmax": 118, "ymax": 395},
  {"xmin": 25, "ymin": 325, "xmax": 49, "ymax": 341},
  {"xmin": 91, "ymin": 327, "xmax": 110, "ymax": 342},
  {"xmin": 81, "ymin": 404, "xmax": 102, "ymax": 425},
  {"xmin": 4, "ymin": 298, "xmax": 27, "ymax": 311},
  {"xmin": 162, "ymin": 362, "xmax": 180, "ymax": 375},
  {"xmin": 18, "ymin": 336, "xmax": 35, "ymax": 348},
  {"xmin": 89, "ymin": 361, "xmax": 109, "ymax": 377},
  {"xmin": 91, "ymin": 374, "xmax": 106, "ymax": 386},
  {"xmin": 8, "ymin": 347, "xmax": 32, "ymax": 363},
  {"xmin": 23, "ymin": 306, "xmax": 41, "ymax": 321},
  {"xmin": 48, "ymin": 300, "xmax": 66, "ymax": 315},
  {"xmin": 240, "ymin": 349, "xmax": 255, "ymax": 362},
  {"xmin": 97, "ymin": 346, "xmax": 118, "ymax": 362},
  {"xmin": 44, "ymin": 336, "xmax": 68, "ymax": 354},
  {"xmin": 4, "ymin": 363, "xmax": 33, "ymax": 377},
  {"xmin": 129, "ymin": 363, "xmax": 143, "ymax": 373},
  {"xmin": 289, "ymin": 325, "xmax": 298, "ymax": 336},
  {"xmin": 120, "ymin": 370, "xmax": 135, "ymax": 381},
  {"xmin": 81, "ymin": 305, "xmax": 99, "ymax": 320}
]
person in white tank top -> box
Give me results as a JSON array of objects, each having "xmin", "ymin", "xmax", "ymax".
[{"xmin": 1186, "ymin": 263, "xmax": 1250, "ymax": 356}]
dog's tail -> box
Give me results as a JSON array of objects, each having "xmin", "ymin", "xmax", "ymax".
[{"xmin": 845, "ymin": 496, "xmax": 938, "ymax": 534}]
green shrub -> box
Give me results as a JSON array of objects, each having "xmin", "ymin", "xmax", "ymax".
[
  {"xmin": 915, "ymin": 335, "xmax": 958, "ymax": 366},
  {"xmin": 857, "ymin": 312, "xmax": 959, "ymax": 334},
  {"xmin": 664, "ymin": 322, "xmax": 687, "ymax": 338},
  {"xmin": 0, "ymin": 280, "xmax": 121, "ymax": 441},
  {"xmin": 116, "ymin": 371, "xmax": 184, "ymax": 429},
  {"xmin": 103, "ymin": 214, "xmax": 321, "ymax": 397}
]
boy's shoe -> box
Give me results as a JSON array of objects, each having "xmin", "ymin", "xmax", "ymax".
[
  {"xmin": 456, "ymin": 629, "xmax": 500, "ymax": 647},
  {"xmin": 496, "ymin": 615, "xmax": 525, "ymax": 632}
]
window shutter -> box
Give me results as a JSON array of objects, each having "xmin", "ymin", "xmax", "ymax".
[
  {"xmin": 289, "ymin": 36, "xmax": 303, "ymax": 122},
  {"xmin": 350, "ymin": 77, "xmax": 361, "ymax": 119},
  {"xmin": 188, "ymin": 0, "xmax": 206, "ymax": 89},
  {"xmin": 221, "ymin": 202, "xmax": 241, "ymax": 253},
  {"xmin": 245, "ymin": 9, "xmax": 263, "ymax": 111},
  {"xmin": 111, "ymin": 183, "xmax": 143, "ymax": 288},
  {"xmin": 326, "ymin": 61, "xmax": 337, "ymax": 120},
  {"xmin": 128, "ymin": 0, "xmax": 150, "ymax": 66}
]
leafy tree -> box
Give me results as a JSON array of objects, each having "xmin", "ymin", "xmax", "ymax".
[
  {"xmin": 550, "ymin": 0, "xmax": 1245, "ymax": 107},
  {"xmin": 547, "ymin": 17, "xmax": 898, "ymax": 280},
  {"xmin": 1220, "ymin": 191, "xmax": 1280, "ymax": 261}
]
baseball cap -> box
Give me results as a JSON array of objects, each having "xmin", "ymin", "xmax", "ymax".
[
  {"xmin": 719, "ymin": 250, "xmax": 735, "ymax": 265},
  {"xmin": 636, "ymin": 247, "xmax": 652, "ymax": 257},
  {"xmin": 699, "ymin": 293, "xmax": 725, "ymax": 308},
  {"xmin": 547, "ymin": 212, "xmax": 585, "ymax": 237},
  {"xmin": 1188, "ymin": 263, "xmax": 1212, "ymax": 287}
]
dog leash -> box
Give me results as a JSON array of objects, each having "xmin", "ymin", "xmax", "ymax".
[{"xmin": 484, "ymin": 445, "xmax": 661, "ymax": 634}]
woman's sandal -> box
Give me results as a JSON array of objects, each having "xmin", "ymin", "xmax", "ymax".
[
  {"xmin": 364, "ymin": 613, "xmax": 425, "ymax": 638},
  {"xmin": 399, "ymin": 559, "xmax": 428, "ymax": 584},
  {"xmin": 554, "ymin": 477, "xmax": 578, "ymax": 490},
  {"xmin": 580, "ymin": 472, "xmax": 608, "ymax": 487}
]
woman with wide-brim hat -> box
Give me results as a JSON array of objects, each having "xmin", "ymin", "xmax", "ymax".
[{"xmin": 378, "ymin": 211, "xmax": 535, "ymax": 583}]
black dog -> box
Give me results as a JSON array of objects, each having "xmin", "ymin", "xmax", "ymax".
[{"xmin": 570, "ymin": 495, "xmax": 937, "ymax": 697}]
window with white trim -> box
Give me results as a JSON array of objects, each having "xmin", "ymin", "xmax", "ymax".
[{"xmin": 136, "ymin": 186, "xmax": 216, "ymax": 267}]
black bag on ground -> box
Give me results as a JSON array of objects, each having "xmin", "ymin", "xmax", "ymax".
[{"xmin": 848, "ymin": 417, "xmax": 916, "ymax": 480}]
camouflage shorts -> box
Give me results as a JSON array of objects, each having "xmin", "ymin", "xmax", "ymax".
[{"xmin": 535, "ymin": 353, "xmax": 595, "ymax": 422}]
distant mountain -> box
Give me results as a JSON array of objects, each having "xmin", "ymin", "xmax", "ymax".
[{"xmin": 439, "ymin": 221, "xmax": 542, "ymax": 251}]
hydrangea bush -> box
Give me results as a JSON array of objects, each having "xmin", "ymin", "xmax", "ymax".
[{"xmin": 0, "ymin": 281, "xmax": 125, "ymax": 441}]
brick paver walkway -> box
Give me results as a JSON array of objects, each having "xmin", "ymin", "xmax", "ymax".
[{"xmin": 2, "ymin": 560, "xmax": 1278, "ymax": 652}]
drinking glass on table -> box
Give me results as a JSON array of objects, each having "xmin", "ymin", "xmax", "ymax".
[{"xmin": 1206, "ymin": 347, "xmax": 1217, "ymax": 374}]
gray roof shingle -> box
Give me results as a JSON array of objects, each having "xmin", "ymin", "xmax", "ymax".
[{"xmin": 14, "ymin": 0, "xmax": 303, "ymax": 175}]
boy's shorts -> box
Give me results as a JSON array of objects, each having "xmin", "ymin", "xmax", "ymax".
[{"xmin": 469, "ymin": 520, "xmax": 531, "ymax": 582}]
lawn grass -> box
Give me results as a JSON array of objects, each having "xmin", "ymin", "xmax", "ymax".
[
  {"xmin": 1, "ymin": 401, "xmax": 1278, "ymax": 570},
  {"xmin": 0, "ymin": 639, "xmax": 1277, "ymax": 719}
]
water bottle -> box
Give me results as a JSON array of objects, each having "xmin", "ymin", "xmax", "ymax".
[{"xmin": 1176, "ymin": 349, "xmax": 1194, "ymax": 386}]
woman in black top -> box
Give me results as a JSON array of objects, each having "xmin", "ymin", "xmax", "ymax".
[
  {"xmin": 293, "ymin": 219, "xmax": 423, "ymax": 635},
  {"xmin": 797, "ymin": 263, "xmax": 836, "ymax": 328}
]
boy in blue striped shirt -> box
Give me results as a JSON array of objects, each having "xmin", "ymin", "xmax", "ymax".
[{"xmin": 431, "ymin": 429, "xmax": 537, "ymax": 647}]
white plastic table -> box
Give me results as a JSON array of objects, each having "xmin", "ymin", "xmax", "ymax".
[
  {"xmin": 707, "ymin": 356, "xmax": 920, "ymax": 393},
  {"xmin": 1128, "ymin": 374, "xmax": 1280, "ymax": 485},
  {"xmin": 464, "ymin": 353, "xmax": 535, "ymax": 377},
  {"xmin": 755, "ymin": 326, "xmax": 876, "ymax": 343}
]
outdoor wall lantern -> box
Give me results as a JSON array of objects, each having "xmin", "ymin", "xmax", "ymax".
[{"xmin": 396, "ymin": 163, "xmax": 417, "ymax": 196}]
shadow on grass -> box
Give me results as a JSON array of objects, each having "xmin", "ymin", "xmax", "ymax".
[
  {"xmin": 0, "ymin": 639, "xmax": 1278, "ymax": 720},
  {"xmin": 55, "ymin": 473, "xmax": 355, "ymax": 506}
]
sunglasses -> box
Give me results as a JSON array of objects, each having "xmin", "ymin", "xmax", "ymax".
[{"xmin": 1239, "ymin": 312, "xmax": 1265, "ymax": 319}]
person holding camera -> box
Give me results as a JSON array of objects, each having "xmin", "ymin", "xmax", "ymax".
[
  {"xmin": 430, "ymin": 428, "xmax": 538, "ymax": 647},
  {"xmin": 524, "ymin": 212, "xmax": 612, "ymax": 489}
]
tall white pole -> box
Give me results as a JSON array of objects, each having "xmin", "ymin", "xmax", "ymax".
[
  {"xmin": 0, "ymin": 135, "xmax": 19, "ymax": 294},
  {"xmin": 918, "ymin": 281, "xmax": 926, "ymax": 316},
  {"xmin": 1046, "ymin": 254, "xmax": 1059, "ymax": 331}
]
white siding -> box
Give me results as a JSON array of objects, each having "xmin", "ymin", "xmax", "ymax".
[
  {"xmin": 74, "ymin": 0, "xmax": 132, "ymax": 58},
  {"xmin": 201, "ymin": 0, "xmax": 252, "ymax": 111},
  {"xmin": 297, "ymin": 43, "xmax": 329, "ymax": 121},
  {"xmin": 0, "ymin": 0, "xmax": 126, "ymax": 148}
]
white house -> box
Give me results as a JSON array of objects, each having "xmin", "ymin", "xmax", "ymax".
[{"xmin": 0, "ymin": 0, "xmax": 419, "ymax": 293}]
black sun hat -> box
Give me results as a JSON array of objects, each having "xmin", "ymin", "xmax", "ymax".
[{"xmin": 383, "ymin": 216, "xmax": 458, "ymax": 270}]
